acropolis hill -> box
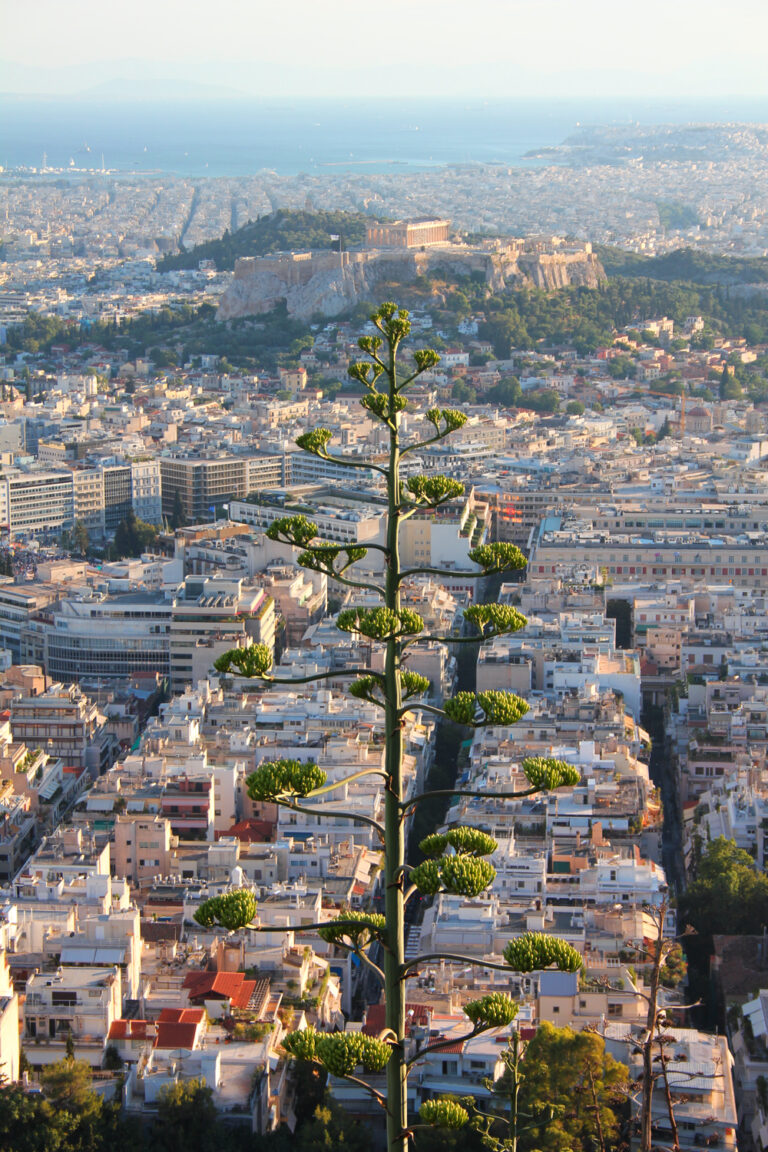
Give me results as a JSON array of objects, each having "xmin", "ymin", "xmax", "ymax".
[{"xmin": 217, "ymin": 219, "xmax": 605, "ymax": 320}]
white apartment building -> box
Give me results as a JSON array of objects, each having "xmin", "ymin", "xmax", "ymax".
[
  {"xmin": 130, "ymin": 459, "xmax": 162, "ymax": 525},
  {"xmin": 24, "ymin": 965, "xmax": 122, "ymax": 1066},
  {"xmin": 4, "ymin": 470, "xmax": 74, "ymax": 539}
]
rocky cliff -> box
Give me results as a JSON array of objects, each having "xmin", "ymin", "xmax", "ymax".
[{"xmin": 217, "ymin": 242, "xmax": 605, "ymax": 321}]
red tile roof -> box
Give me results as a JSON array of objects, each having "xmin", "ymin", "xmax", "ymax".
[
  {"xmin": 227, "ymin": 818, "xmax": 276, "ymax": 843},
  {"xmin": 108, "ymin": 1019, "xmax": 150, "ymax": 1040},
  {"xmin": 231, "ymin": 979, "xmax": 257, "ymax": 1010},
  {"xmin": 428, "ymin": 1036, "xmax": 465, "ymax": 1054},
  {"xmin": 158, "ymin": 1008, "xmax": 205, "ymax": 1024},
  {"xmin": 154, "ymin": 1007, "xmax": 205, "ymax": 1051},
  {"xmin": 183, "ymin": 970, "xmax": 247, "ymax": 1001},
  {"xmin": 363, "ymin": 1002, "xmax": 430, "ymax": 1036}
]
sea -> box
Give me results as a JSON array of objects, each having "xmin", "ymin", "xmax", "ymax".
[{"xmin": 1, "ymin": 95, "xmax": 768, "ymax": 179}]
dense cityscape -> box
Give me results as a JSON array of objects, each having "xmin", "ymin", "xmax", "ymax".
[{"xmin": 3, "ymin": 96, "xmax": 768, "ymax": 1152}]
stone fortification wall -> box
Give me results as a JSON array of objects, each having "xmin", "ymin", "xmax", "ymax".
[{"xmin": 218, "ymin": 242, "xmax": 605, "ymax": 321}]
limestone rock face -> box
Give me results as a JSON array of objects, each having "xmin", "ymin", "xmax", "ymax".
[{"xmin": 217, "ymin": 244, "xmax": 605, "ymax": 321}]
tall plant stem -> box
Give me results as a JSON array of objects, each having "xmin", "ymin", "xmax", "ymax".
[{"xmin": 382, "ymin": 330, "xmax": 407, "ymax": 1152}]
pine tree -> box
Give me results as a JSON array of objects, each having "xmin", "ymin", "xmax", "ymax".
[
  {"xmin": 170, "ymin": 489, "xmax": 186, "ymax": 530},
  {"xmin": 214, "ymin": 303, "xmax": 583, "ymax": 1152}
]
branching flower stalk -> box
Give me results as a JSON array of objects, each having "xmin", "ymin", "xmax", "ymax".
[{"xmin": 214, "ymin": 304, "xmax": 583, "ymax": 1152}]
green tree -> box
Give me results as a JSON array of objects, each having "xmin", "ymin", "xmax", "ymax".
[
  {"xmin": 71, "ymin": 521, "xmax": 89, "ymax": 555},
  {"xmin": 451, "ymin": 379, "xmax": 477, "ymax": 404},
  {"xmin": 512, "ymin": 1023, "xmax": 627, "ymax": 1151},
  {"xmin": 170, "ymin": 489, "xmax": 187, "ymax": 531},
  {"xmin": 677, "ymin": 836, "xmax": 768, "ymax": 935},
  {"xmin": 565, "ymin": 400, "xmax": 585, "ymax": 416},
  {"xmin": 607, "ymin": 356, "xmax": 636, "ymax": 380},
  {"xmin": 719, "ymin": 366, "xmax": 743, "ymax": 400},
  {"xmin": 213, "ymin": 303, "xmax": 584, "ymax": 1152},
  {"xmin": 150, "ymin": 347, "xmax": 179, "ymax": 369},
  {"xmin": 487, "ymin": 376, "xmax": 522, "ymax": 407},
  {"xmin": 113, "ymin": 509, "xmax": 159, "ymax": 558},
  {"xmin": 152, "ymin": 1078, "xmax": 218, "ymax": 1152},
  {"xmin": 0, "ymin": 1084, "xmax": 67, "ymax": 1152},
  {"xmin": 41, "ymin": 1058, "xmax": 109, "ymax": 1152},
  {"xmin": 42, "ymin": 1058, "xmax": 95, "ymax": 1112},
  {"xmin": 292, "ymin": 1097, "xmax": 371, "ymax": 1152}
]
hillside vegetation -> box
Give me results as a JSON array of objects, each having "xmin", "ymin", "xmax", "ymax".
[
  {"xmin": 595, "ymin": 244, "xmax": 768, "ymax": 284},
  {"xmin": 156, "ymin": 209, "xmax": 373, "ymax": 272}
]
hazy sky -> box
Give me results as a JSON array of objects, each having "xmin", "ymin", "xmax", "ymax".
[{"xmin": 3, "ymin": 0, "xmax": 768, "ymax": 100}]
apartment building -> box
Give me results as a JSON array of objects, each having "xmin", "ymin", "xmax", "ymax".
[
  {"xmin": 160, "ymin": 455, "xmax": 249, "ymax": 523},
  {"xmin": 130, "ymin": 459, "xmax": 162, "ymax": 525},
  {"xmin": 169, "ymin": 575, "xmax": 276, "ymax": 691},
  {"xmin": 0, "ymin": 950, "xmax": 19, "ymax": 1082},
  {"xmin": 0, "ymin": 781, "xmax": 37, "ymax": 883},
  {"xmin": 5, "ymin": 470, "xmax": 74, "ymax": 539},
  {"xmin": 38, "ymin": 592, "xmax": 171, "ymax": 683},
  {"xmin": 24, "ymin": 965, "xmax": 122, "ymax": 1066},
  {"xmin": 10, "ymin": 683, "xmax": 116, "ymax": 774},
  {"xmin": 112, "ymin": 815, "xmax": 174, "ymax": 886},
  {"xmin": 72, "ymin": 467, "xmax": 105, "ymax": 536},
  {"xmin": 102, "ymin": 464, "xmax": 132, "ymax": 534},
  {"xmin": 530, "ymin": 514, "xmax": 768, "ymax": 589},
  {"xmin": 0, "ymin": 582, "xmax": 58, "ymax": 660},
  {"xmin": 229, "ymin": 495, "xmax": 385, "ymax": 548}
]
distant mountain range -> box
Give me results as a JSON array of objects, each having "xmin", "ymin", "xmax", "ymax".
[{"xmin": 0, "ymin": 59, "xmax": 251, "ymax": 100}]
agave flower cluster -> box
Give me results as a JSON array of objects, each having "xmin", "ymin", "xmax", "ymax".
[{"xmin": 210, "ymin": 304, "xmax": 584, "ymax": 1152}]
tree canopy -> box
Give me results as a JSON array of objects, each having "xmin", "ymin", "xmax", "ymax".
[
  {"xmin": 678, "ymin": 835, "xmax": 768, "ymax": 935},
  {"xmin": 155, "ymin": 210, "xmax": 373, "ymax": 273},
  {"xmin": 510, "ymin": 1023, "xmax": 628, "ymax": 1152},
  {"xmin": 112, "ymin": 509, "xmax": 159, "ymax": 559}
]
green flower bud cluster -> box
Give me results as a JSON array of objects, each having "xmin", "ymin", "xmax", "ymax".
[
  {"xmin": 308, "ymin": 1031, "xmax": 391, "ymax": 1077},
  {"xmin": 360, "ymin": 393, "xmax": 407, "ymax": 420},
  {"xmin": 468, "ymin": 542, "xmax": 527, "ymax": 574},
  {"xmin": 413, "ymin": 348, "xmax": 441, "ymax": 373},
  {"xmin": 336, "ymin": 606, "xmax": 424, "ymax": 640},
  {"xmin": 298, "ymin": 544, "xmax": 369, "ymax": 575},
  {"xmin": 443, "ymin": 690, "xmax": 529, "ymax": 727},
  {"xmin": 246, "ymin": 759, "xmax": 326, "ymax": 802},
  {"xmin": 411, "ymin": 854, "xmax": 496, "ymax": 898},
  {"xmin": 426, "ymin": 407, "xmax": 469, "ymax": 434},
  {"xmin": 371, "ymin": 302, "xmax": 411, "ymax": 344},
  {"xmin": 463, "ymin": 603, "xmax": 527, "ymax": 637},
  {"xmin": 463, "ymin": 992, "xmax": 519, "ymax": 1028},
  {"xmin": 419, "ymin": 827, "xmax": 497, "ymax": 859},
  {"xmin": 419, "ymin": 1099, "xmax": 470, "ymax": 1129},
  {"xmin": 348, "ymin": 360, "xmax": 384, "ymax": 388},
  {"xmin": 357, "ymin": 335, "xmax": 383, "ymax": 358},
  {"xmin": 348, "ymin": 676, "xmax": 381, "ymax": 702},
  {"xmin": 405, "ymin": 475, "xmax": 465, "ymax": 505},
  {"xmin": 282, "ymin": 1026, "xmax": 318, "ymax": 1061},
  {"xmin": 266, "ymin": 514, "xmax": 318, "ymax": 548},
  {"xmin": 295, "ymin": 429, "xmax": 333, "ymax": 456},
  {"xmin": 318, "ymin": 911, "xmax": 386, "ymax": 947},
  {"xmin": 400, "ymin": 669, "xmax": 430, "ymax": 699},
  {"xmin": 360, "ymin": 393, "xmax": 387, "ymax": 419},
  {"xmin": 214, "ymin": 644, "xmax": 273, "ymax": 679},
  {"xmin": 521, "ymin": 757, "xmax": 581, "ymax": 790},
  {"xmin": 297, "ymin": 544, "xmax": 342, "ymax": 571},
  {"xmin": 193, "ymin": 889, "xmax": 257, "ymax": 932},
  {"xmin": 503, "ymin": 932, "xmax": 583, "ymax": 973}
]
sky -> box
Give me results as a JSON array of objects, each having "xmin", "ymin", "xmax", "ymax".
[{"xmin": 3, "ymin": 0, "xmax": 768, "ymax": 102}]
